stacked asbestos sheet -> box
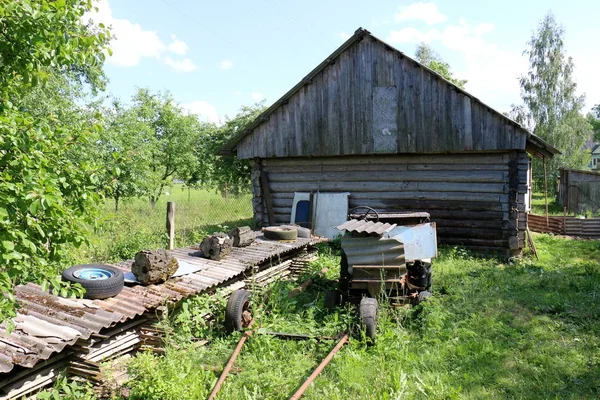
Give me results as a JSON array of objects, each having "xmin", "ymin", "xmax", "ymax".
[{"xmin": 1, "ymin": 235, "xmax": 324, "ymax": 399}]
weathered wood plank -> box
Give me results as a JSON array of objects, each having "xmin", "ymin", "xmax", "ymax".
[
  {"xmin": 267, "ymin": 170, "xmax": 507, "ymax": 184},
  {"xmin": 264, "ymin": 153, "xmax": 505, "ymax": 166}
]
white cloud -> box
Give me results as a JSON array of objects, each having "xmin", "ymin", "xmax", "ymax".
[
  {"xmin": 86, "ymin": 0, "xmax": 195, "ymax": 71},
  {"xmin": 219, "ymin": 59, "xmax": 234, "ymax": 70},
  {"xmin": 167, "ymin": 35, "xmax": 189, "ymax": 55},
  {"xmin": 387, "ymin": 16, "xmax": 526, "ymax": 111},
  {"xmin": 181, "ymin": 101, "xmax": 220, "ymax": 124},
  {"xmin": 163, "ymin": 57, "xmax": 197, "ymax": 72},
  {"xmin": 251, "ymin": 92, "xmax": 265, "ymax": 101},
  {"xmin": 387, "ymin": 27, "xmax": 440, "ymax": 44},
  {"xmin": 338, "ymin": 31, "xmax": 352, "ymax": 40},
  {"xmin": 394, "ymin": 2, "xmax": 447, "ymax": 25}
]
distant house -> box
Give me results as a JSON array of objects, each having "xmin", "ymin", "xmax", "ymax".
[
  {"xmin": 589, "ymin": 144, "xmax": 600, "ymax": 170},
  {"xmin": 221, "ymin": 28, "xmax": 559, "ymax": 256}
]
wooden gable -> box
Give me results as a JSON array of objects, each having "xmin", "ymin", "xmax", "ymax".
[{"xmin": 224, "ymin": 29, "xmax": 557, "ymax": 160}]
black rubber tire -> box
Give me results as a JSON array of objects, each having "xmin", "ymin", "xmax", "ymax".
[
  {"xmin": 225, "ymin": 290, "xmax": 252, "ymax": 332},
  {"xmin": 263, "ymin": 226, "xmax": 298, "ymax": 241},
  {"xmin": 279, "ymin": 225, "xmax": 311, "ymax": 238},
  {"xmin": 339, "ymin": 251, "xmax": 350, "ymax": 292},
  {"xmin": 61, "ymin": 264, "xmax": 124, "ymax": 300},
  {"xmin": 324, "ymin": 290, "xmax": 339, "ymax": 313},
  {"xmin": 416, "ymin": 290, "xmax": 432, "ymax": 305},
  {"xmin": 359, "ymin": 297, "xmax": 378, "ymax": 342}
]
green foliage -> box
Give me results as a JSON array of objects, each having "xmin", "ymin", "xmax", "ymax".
[
  {"xmin": 190, "ymin": 103, "xmax": 265, "ymax": 196},
  {"xmin": 125, "ymin": 237, "xmax": 600, "ymax": 399},
  {"xmin": 0, "ymin": 0, "xmax": 110, "ymax": 323},
  {"xmin": 128, "ymin": 89, "xmax": 205, "ymax": 205},
  {"xmin": 94, "ymin": 99, "xmax": 156, "ymax": 211},
  {"xmin": 36, "ymin": 375, "xmax": 96, "ymax": 400},
  {"xmin": 68, "ymin": 185, "xmax": 252, "ymax": 264},
  {"xmin": 588, "ymin": 104, "xmax": 600, "ymax": 142},
  {"xmin": 415, "ymin": 43, "xmax": 467, "ymax": 89},
  {"xmin": 512, "ymin": 13, "xmax": 592, "ymax": 179}
]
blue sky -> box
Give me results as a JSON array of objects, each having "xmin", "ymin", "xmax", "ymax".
[{"xmin": 92, "ymin": 0, "xmax": 600, "ymax": 123}]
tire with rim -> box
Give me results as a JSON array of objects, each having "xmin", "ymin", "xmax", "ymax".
[
  {"xmin": 225, "ymin": 290, "xmax": 252, "ymax": 332},
  {"xmin": 61, "ymin": 264, "xmax": 124, "ymax": 299},
  {"xmin": 359, "ymin": 297, "xmax": 378, "ymax": 342},
  {"xmin": 263, "ymin": 227, "xmax": 298, "ymax": 241}
]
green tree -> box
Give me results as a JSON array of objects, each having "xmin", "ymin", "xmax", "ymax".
[
  {"xmin": 96, "ymin": 101, "xmax": 155, "ymax": 211},
  {"xmin": 588, "ymin": 104, "xmax": 600, "ymax": 142},
  {"xmin": 192, "ymin": 104, "xmax": 265, "ymax": 196},
  {"xmin": 0, "ymin": 0, "xmax": 110, "ymax": 323},
  {"xmin": 415, "ymin": 43, "xmax": 467, "ymax": 89},
  {"xmin": 129, "ymin": 89, "xmax": 203, "ymax": 206},
  {"xmin": 512, "ymin": 12, "xmax": 591, "ymax": 179}
]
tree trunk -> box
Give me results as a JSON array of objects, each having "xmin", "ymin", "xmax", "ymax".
[
  {"xmin": 132, "ymin": 249, "xmax": 179, "ymax": 285},
  {"xmin": 229, "ymin": 226, "xmax": 255, "ymax": 247},
  {"xmin": 200, "ymin": 233, "xmax": 233, "ymax": 261},
  {"xmin": 114, "ymin": 196, "xmax": 119, "ymax": 212}
]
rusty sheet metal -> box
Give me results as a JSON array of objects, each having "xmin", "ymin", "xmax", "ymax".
[
  {"xmin": 341, "ymin": 236, "xmax": 405, "ymax": 270},
  {"xmin": 336, "ymin": 219, "xmax": 397, "ymax": 236},
  {"xmin": 0, "ymin": 235, "xmax": 322, "ymax": 381}
]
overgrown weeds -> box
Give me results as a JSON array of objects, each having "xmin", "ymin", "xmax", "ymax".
[{"xmin": 122, "ymin": 233, "xmax": 600, "ymax": 399}]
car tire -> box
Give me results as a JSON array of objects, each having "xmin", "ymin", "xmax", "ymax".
[
  {"xmin": 225, "ymin": 290, "xmax": 252, "ymax": 332},
  {"xmin": 359, "ymin": 297, "xmax": 378, "ymax": 342},
  {"xmin": 61, "ymin": 264, "xmax": 124, "ymax": 299},
  {"xmin": 263, "ymin": 227, "xmax": 298, "ymax": 241}
]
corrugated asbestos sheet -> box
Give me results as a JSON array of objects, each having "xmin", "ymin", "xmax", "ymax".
[
  {"xmin": 336, "ymin": 219, "xmax": 397, "ymax": 236},
  {"xmin": 0, "ymin": 235, "xmax": 321, "ymax": 379}
]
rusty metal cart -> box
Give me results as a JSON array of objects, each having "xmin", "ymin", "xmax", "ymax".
[{"xmin": 326, "ymin": 207, "xmax": 438, "ymax": 340}]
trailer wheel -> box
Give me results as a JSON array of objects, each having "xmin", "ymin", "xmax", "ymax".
[
  {"xmin": 225, "ymin": 290, "xmax": 252, "ymax": 332},
  {"xmin": 324, "ymin": 290, "xmax": 339, "ymax": 313},
  {"xmin": 359, "ymin": 297, "xmax": 378, "ymax": 342},
  {"xmin": 61, "ymin": 265, "xmax": 124, "ymax": 299}
]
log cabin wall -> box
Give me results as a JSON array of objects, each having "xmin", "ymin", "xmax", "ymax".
[
  {"xmin": 253, "ymin": 152, "xmax": 528, "ymax": 256},
  {"xmin": 227, "ymin": 29, "xmax": 558, "ymax": 255}
]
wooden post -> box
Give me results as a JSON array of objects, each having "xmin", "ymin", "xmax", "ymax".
[
  {"xmin": 260, "ymin": 169, "xmax": 276, "ymax": 226},
  {"xmin": 543, "ymin": 158, "xmax": 549, "ymax": 227},
  {"xmin": 166, "ymin": 201, "xmax": 175, "ymax": 250}
]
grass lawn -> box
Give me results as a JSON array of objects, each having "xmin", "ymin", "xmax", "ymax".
[
  {"xmin": 122, "ymin": 234, "xmax": 600, "ymax": 400},
  {"xmin": 69, "ymin": 185, "xmax": 253, "ymax": 264}
]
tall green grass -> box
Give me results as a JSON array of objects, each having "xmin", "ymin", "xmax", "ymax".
[
  {"xmin": 123, "ymin": 235, "xmax": 599, "ymax": 399},
  {"xmin": 68, "ymin": 185, "xmax": 252, "ymax": 264}
]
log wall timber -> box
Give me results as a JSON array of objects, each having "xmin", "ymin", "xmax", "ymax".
[
  {"xmin": 235, "ymin": 35, "xmax": 528, "ymax": 159},
  {"xmin": 252, "ymin": 153, "xmax": 529, "ymax": 254}
]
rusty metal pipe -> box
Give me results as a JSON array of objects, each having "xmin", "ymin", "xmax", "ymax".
[
  {"xmin": 208, "ymin": 321, "xmax": 254, "ymax": 400},
  {"xmin": 288, "ymin": 333, "xmax": 349, "ymax": 400}
]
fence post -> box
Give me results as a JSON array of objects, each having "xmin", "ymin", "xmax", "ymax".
[{"xmin": 166, "ymin": 201, "xmax": 175, "ymax": 250}]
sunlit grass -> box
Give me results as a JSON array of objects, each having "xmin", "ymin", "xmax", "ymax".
[
  {"xmin": 124, "ymin": 234, "xmax": 600, "ymax": 399},
  {"xmin": 68, "ymin": 185, "xmax": 252, "ymax": 264}
]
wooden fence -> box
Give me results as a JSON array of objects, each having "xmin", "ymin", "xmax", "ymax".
[
  {"xmin": 558, "ymin": 168, "xmax": 600, "ymax": 214},
  {"xmin": 528, "ymin": 213, "xmax": 600, "ymax": 238}
]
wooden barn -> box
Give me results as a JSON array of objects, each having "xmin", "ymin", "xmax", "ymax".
[{"xmin": 221, "ymin": 28, "xmax": 559, "ymax": 256}]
